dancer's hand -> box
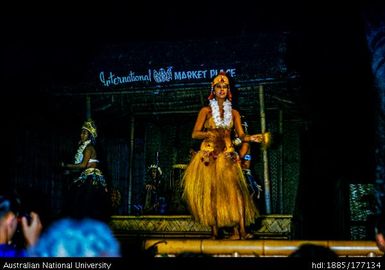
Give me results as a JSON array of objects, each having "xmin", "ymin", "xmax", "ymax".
[
  {"xmin": 21, "ymin": 211, "xmax": 42, "ymax": 247},
  {"xmin": 249, "ymin": 134, "xmax": 263, "ymax": 143}
]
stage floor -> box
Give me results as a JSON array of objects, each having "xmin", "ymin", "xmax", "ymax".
[
  {"xmin": 109, "ymin": 215, "xmax": 383, "ymax": 257},
  {"xmin": 109, "ymin": 214, "xmax": 293, "ymax": 239}
]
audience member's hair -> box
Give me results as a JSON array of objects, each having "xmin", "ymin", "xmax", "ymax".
[
  {"xmin": 289, "ymin": 244, "xmax": 338, "ymax": 258},
  {"xmin": 0, "ymin": 194, "xmax": 21, "ymax": 218},
  {"xmin": 28, "ymin": 218, "xmax": 120, "ymax": 257},
  {"xmin": 0, "ymin": 196, "xmax": 12, "ymax": 218}
]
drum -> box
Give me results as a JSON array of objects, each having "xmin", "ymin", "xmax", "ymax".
[
  {"xmin": 170, "ymin": 164, "xmax": 188, "ymax": 189},
  {"xmin": 169, "ymin": 164, "xmax": 188, "ymax": 214}
]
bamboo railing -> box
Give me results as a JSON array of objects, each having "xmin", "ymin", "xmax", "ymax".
[{"xmin": 144, "ymin": 239, "xmax": 383, "ymax": 257}]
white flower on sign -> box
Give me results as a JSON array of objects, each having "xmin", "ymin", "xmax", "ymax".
[{"xmin": 153, "ymin": 67, "xmax": 173, "ymax": 83}]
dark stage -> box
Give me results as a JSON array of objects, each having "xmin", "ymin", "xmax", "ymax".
[{"xmin": 0, "ymin": 2, "xmax": 384, "ymax": 264}]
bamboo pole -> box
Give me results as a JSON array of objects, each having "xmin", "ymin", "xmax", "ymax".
[
  {"xmin": 278, "ymin": 109, "xmax": 284, "ymax": 213},
  {"xmin": 259, "ymin": 85, "xmax": 272, "ymax": 214},
  {"xmin": 128, "ymin": 116, "xmax": 135, "ymax": 214},
  {"xmin": 144, "ymin": 239, "xmax": 383, "ymax": 257},
  {"xmin": 85, "ymin": 95, "xmax": 91, "ymax": 119}
]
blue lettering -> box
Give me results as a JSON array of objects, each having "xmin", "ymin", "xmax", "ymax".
[
  {"xmin": 200, "ymin": 70, "xmax": 208, "ymax": 78},
  {"xmin": 108, "ymin": 72, "xmax": 115, "ymax": 85},
  {"xmin": 99, "ymin": 72, "xmax": 106, "ymax": 86},
  {"xmin": 99, "ymin": 68, "xmax": 236, "ymax": 86},
  {"xmin": 174, "ymin": 71, "xmax": 182, "ymax": 80},
  {"xmin": 226, "ymin": 69, "xmax": 236, "ymax": 77},
  {"xmin": 187, "ymin": 71, "xmax": 195, "ymax": 79},
  {"xmin": 210, "ymin": 70, "xmax": 218, "ymax": 77}
]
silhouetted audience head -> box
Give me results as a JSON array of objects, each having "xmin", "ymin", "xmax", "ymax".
[
  {"xmin": 0, "ymin": 192, "xmax": 26, "ymax": 219},
  {"xmin": 0, "ymin": 192, "xmax": 43, "ymax": 257},
  {"xmin": 28, "ymin": 218, "xmax": 120, "ymax": 257},
  {"xmin": 289, "ymin": 244, "xmax": 338, "ymax": 258},
  {"xmin": 0, "ymin": 195, "xmax": 19, "ymax": 241}
]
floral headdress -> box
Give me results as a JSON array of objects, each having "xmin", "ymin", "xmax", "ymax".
[
  {"xmin": 82, "ymin": 119, "xmax": 97, "ymax": 140},
  {"xmin": 148, "ymin": 164, "xmax": 162, "ymax": 176},
  {"xmin": 208, "ymin": 71, "xmax": 232, "ymax": 101}
]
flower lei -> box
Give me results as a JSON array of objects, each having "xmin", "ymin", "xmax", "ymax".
[
  {"xmin": 209, "ymin": 99, "xmax": 232, "ymax": 129},
  {"xmin": 74, "ymin": 140, "xmax": 91, "ymax": 164}
]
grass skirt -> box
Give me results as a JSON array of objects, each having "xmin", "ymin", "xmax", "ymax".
[{"xmin": 182, "ymin": 147, "xmax": 258, "ymax": 227}]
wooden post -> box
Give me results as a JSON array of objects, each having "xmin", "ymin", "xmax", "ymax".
[
  {"xmin": 259, "ymin": 85, "xmax": 272, "ymax": 214},
  {"xmin": 144, "ymin": 239, "xmax": 383, "ymax": 257},
  {"xmin": 128, "ymin": 116, "xmax": 135, "ymax": 214},
  {"xmin": 85, "ymin": 95, "xmax": 91, "ymax": 119},
  {"xmin": 278, "ymin": 109, "xmax": 284, "ymax": 213}
]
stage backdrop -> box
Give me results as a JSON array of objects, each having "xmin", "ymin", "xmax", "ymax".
[{"xmin": 7, "ymin": 32, "xmax": 306, "ymax": 224}]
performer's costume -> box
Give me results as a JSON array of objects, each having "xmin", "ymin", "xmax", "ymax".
[
  {"xmin": 236, "ymin": 118, "xmax": 263, "ymax": 201},
  {"xmin": 182, "ymin": 100, "xmax": 258, "ymax": 228},
  {"xmin": 143, "ymin": 165, "xmax": 166, "ymax": 214},
  {"xmin": 65, "ymin": 120, "xmax": 111, "ymax": 221},
  {"xmin": 72, "ymin": 139, "xmax": 107, "ymax": 188},
  {"xmin": 243, "ymin": 168, "xmax": 262, "ymax": 200}
]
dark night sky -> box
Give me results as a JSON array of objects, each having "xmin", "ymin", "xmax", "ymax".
[
  {"xmin": 0, "ymin": 3, "xmax": 369, "ymax": 84},
  {"xmin": 0, "ymin": 3, "xmax": 373, "ymax": 147},
  {"xmin": 1, "ymin": 4, "xmax": 376, "ymax": 181},
  {"xmin": 0, "ymin": 3, "xmax": 371, "ymax": 88}
]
